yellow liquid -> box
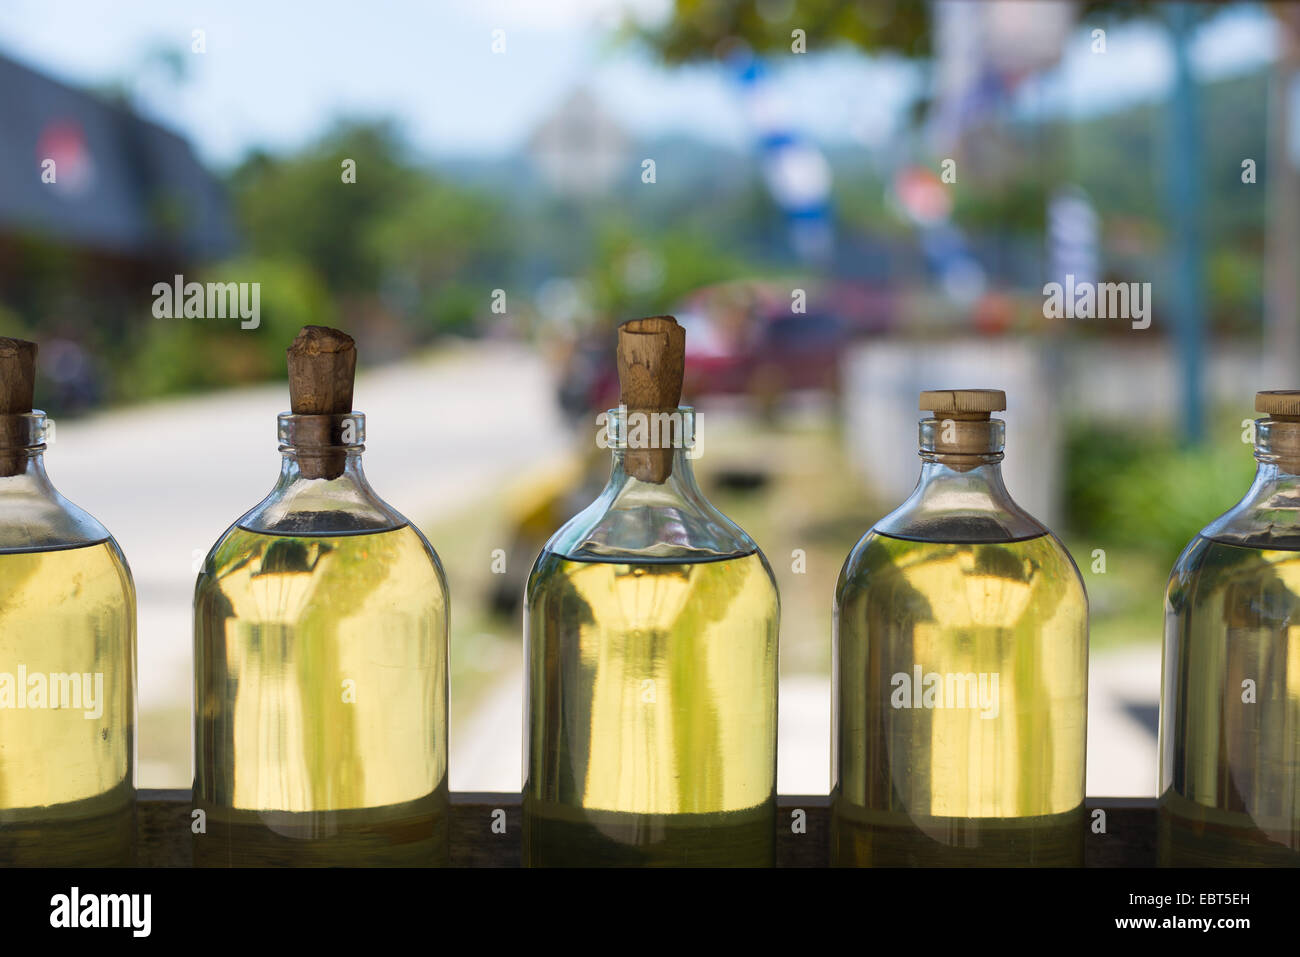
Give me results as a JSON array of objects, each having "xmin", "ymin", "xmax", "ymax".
[
  {"xmin": 833, "ymin": 532, "xmax": 1088, "ymax": 866},
  {"xmin": 0, "ymin": 540, "xmax": 136, "ymax": 866},
  {"xmin": 524, "ymin": 550, "xmax": 779, "ymax": 866},
  {"xmin": 1159, "ymin": 537, "xmax": 1300, "ymax": 866},
  {"xmin": 194, "ymin": 524, "xmax": 449, "ymax": 867}
]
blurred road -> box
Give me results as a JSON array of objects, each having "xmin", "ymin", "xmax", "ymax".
[
  {"xmin": 1087, "ymin": 645, "xmax": 1161, "ymax": 797},
  {"xmin": 49, "ymin": 341, "xmax": 566, "ymax": 786}
]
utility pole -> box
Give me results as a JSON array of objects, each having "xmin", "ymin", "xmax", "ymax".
[
  {"xmin": 1166, "ymin": 3, "xmax": 1206, "ymax": 444},
  {"xmin": 1266, "ymin": 7, "xmax": 1300, "ymax": 388}
]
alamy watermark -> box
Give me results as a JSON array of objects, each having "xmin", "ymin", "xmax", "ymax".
[
  {"xmin": 891, "ymin": 666, "xmax": 1000, "ymax": 719},
  {"xmin": 595, "ymin": 404, "xmax": 703, "ymax": 458},
  {"xmin": 0, "ymin": 665, "xmax": 105, "ymax": 719},
  {"xmin": 152, "ymin": 274, "xmax": 260, "ymax": 329},
  {"xmin": 50, "ymin": 887, "xmax": 150, "ymax": 937},
  {"xmin": 1043, "ymin": 274, "xmax": 1151, "ymax": 330}
]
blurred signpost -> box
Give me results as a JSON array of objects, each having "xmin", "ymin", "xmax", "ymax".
[
  {"xmin": 1165, "ymin": 3, "xmax": 1207, "ymax": 444},
  {"xmin": 1268, "ymin": 7, "xmax": 1300, "ymax": 392},
  {"xmin": 731, "ymin": 53, "xmax": 834, "ymax": 264},
  {"xmin": 1047, "ymin": 187, "xmax": 1099, "ymax": 292}
]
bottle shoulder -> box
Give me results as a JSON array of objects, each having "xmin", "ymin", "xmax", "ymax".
[
  {"xmin": 1192, "ymin": 464, "xmax": 1300, "ymax": 551},
  {"xmin": 873, "ymin": 494, "xmax": 1050, "ymax": 545},
  {"xmin": 542, "ymin": 479, "xmax": 759, "ymax": 563},
  {"xmin": 236, "ymin": 481, "xmax": 409, "ymax": 537},
  {"xmin": 0, "ymin": 476, "xmax": 116, "ymax": 553}
]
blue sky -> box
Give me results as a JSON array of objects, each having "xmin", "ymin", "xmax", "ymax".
[{"xmin": 0, "ymin": 0, "xmax": 1278, "ymax": 169}]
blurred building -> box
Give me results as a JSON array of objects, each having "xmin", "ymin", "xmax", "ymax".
[
  {"xmin": 0, "ymin": 51, "xmax": 234, "ymax": 260},
  {"xmin": 527, "ymin": 87, "xmax": 628, "ymax": 197},
  {"xmin": 0, "ymin": 51, "xmax": 235, "ymax": 407}
]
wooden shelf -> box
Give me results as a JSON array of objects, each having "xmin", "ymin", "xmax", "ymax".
[{"xmin": 135, "ymin": 791, "xmax": 1157, "ymax": 867}]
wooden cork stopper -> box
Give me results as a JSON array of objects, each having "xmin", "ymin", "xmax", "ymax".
[
  {"xmin": 1256, "ymin": 390, "xmax": 1300, "ymax": 421},
  {"xmin": 0, "ymin": 337, "xmax": 37, "ymax": 477},
  {"xmin": 919, "ymin": 388, "xmax": 1006, "ymax": 420},
  {"xmin": 288, "ymin": 326, "xmax": 355, "ymax": 416},
  {"xmin": 287, "ymin": 326, "xmax": 356, "ymax": 480},
  {"xmin": 617, "ymin": 316, "xmax": 685, "ymax": 483}
]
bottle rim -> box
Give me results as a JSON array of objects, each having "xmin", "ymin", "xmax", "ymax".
[
  {"xmin": 918, "ymin": 416, "xmax": 1005, "ymax": 460},
  {"xmin": 0, "ymin": 410, "xmax": 49, "ymax": 451},
  {"xmin": 598, "ymin": 404, "xmax": 698, "ymax": 452},
  {"xmin": 277, "ymin": 411, "xmax": 366, "ymax": 451}
]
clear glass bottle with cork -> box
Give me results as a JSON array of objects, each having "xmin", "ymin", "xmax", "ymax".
[
  {"xmin": 0, "ymin": 337, "xmax": 136, "ymax": 866},
  {"xmin": 1159, "ymin": 390, "xmax": 1300, "ymax": 866},
  {"xmin": 832, "ymin": 389, "xmax": 1088, "ymax": 866},
  {"xmin": 523, "ymin": 316, "xmax": 780, "ymax": 867},
  {"xmin": 193, "ymin": 326, "xmax": 449, "ymax": 866}
]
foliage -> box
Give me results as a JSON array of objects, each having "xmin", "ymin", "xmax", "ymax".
[
  {"xmin": 634, "ymin": 1, "xmax": 1208, "ymax": 65},
  {"xmin": 1063, "ymin": 415, "xmax": 1256, "ymax": 571},
  {"xmin": 123, "ymin": 257, "xmax": 336, "ymax": 399},
  {"xmin": 636, "ymin": 0, "xmax": 931, "ymax": 61},
  {"xmin": 228, "ymin": 119, "xmax": 509, "ymax": 338},
  {"xmin": 229, "ymin": 120, "xmax": 420, "ymax": 294},
  {"xmin": 585, "ymin": 221, "xmax": 757, "ymax": 321}
]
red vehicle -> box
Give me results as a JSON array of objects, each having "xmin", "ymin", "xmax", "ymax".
[
  {"xmin": 555, "ymin": 280, "xmax": 892, "ymax": 416},
  {"xmin": 678, "ymin": 305, "xmax": 848, "ymax": 400}
]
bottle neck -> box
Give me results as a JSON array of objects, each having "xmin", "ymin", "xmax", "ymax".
[
  {"xmin": 1244, "ymin": 416, "xmax": 1300, "ymax": 514},
  {"xmin": 1253, "ymin": 417, "xmax": 1300, "ymax": 482},
  {"xmin": 0, "ymin": 448, "xmax": 55, "ymax": 492},
  {"xmin": 273, "ymin": 446, "xmax": 372, "ymax": 495},
  {"xmin": 606, "ymin": 445, "xmax": 707, "ymax": 500},
  {"xmin": 601, "ymin": 405, "xmax": 707, "ymax": 503},
  {"xmin": 1198, "ymin": 419, "xmax": 1300, "ymax": 548},
  {"xmin": 914, "ymin": 457, "xmax": 1014, "ymax": 503},
  {"xmin": 874, "ymin": 420, "xmax": 1045, "ymax": 543},
  {"xmin": 0, "ymin": 415, "xmax": 111, "ymax": 550},
  {"xmin": 545, "ymin": 407, "xmax": 757, "ymax": 561},
  {"xmin": 1244, "ymin": 461, "xmax": 1300, "ymax": 494},
  {"xmin": 237, "ymin": 413, "xmax": 406, "ymax": 536}
]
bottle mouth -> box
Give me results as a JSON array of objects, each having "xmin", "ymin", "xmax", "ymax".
[
  {"xmin": 278, "ymin": 412, "xmax": 366, "ymax": 452},
  {"xmin": 0, "ymin": 411, "xmax": 49, "ymax": 451},
  {"xmin": 1254, "ymin": 416, "xmax": 1300, "ymax": 468},
  {"xmin": 599, "ymin": 405, "xmax": 698, "ymax": 452},
  {"xmin": 918, "ymin": 416, "xmax": 1005, "ymax": 461}
]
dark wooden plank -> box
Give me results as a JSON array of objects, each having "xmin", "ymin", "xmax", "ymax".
[
  {"xmin": 128, "ymin": 791, "xmax": 1156, "ymax": 867},
  {"xmin": 451, "ymin": 791, "xmax": 520, "ymax": 867},
  {"xmin": 1085, "ymin": 797, "xmax": 1158, "ymax": 868},
  {"xmin": 136, "ymin": 788, "xmax": 193, "ymax": 868},
  {"xmin": 778, "ymin": 795, "xmax": 830, "ymax": 868}
]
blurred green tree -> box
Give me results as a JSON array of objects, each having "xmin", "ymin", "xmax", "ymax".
[
  {"xmin": 228, "ymin": 119, "xmax": 509, "ymax": 341},
  {"xmin": 637, "ymin": 1, "xmax": 930, "ymax": 61}
]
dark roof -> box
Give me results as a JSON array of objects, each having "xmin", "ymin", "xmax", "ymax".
[{"xmin": 0, "ymin": 51, "xmax": 236, "ymax": 261}]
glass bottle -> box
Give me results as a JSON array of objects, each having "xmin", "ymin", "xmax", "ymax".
[
  {"xmin": 0, "ymin": 343, "xmax": 136, "ymax": 866},
  {"xmin": 193, "ymin": 330, "xmax": 449, "ymax": 866},
  {"xmin": 523, "ymin": 402, "xmax": 780, "ymax": 867},
  {"xmin": 1159, "ymin": 391, "xmax": 1300, "ymax": 866},
  {"xmin": 832, "ymin": 389, "xmax": 1088, "ymax": 866}
]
